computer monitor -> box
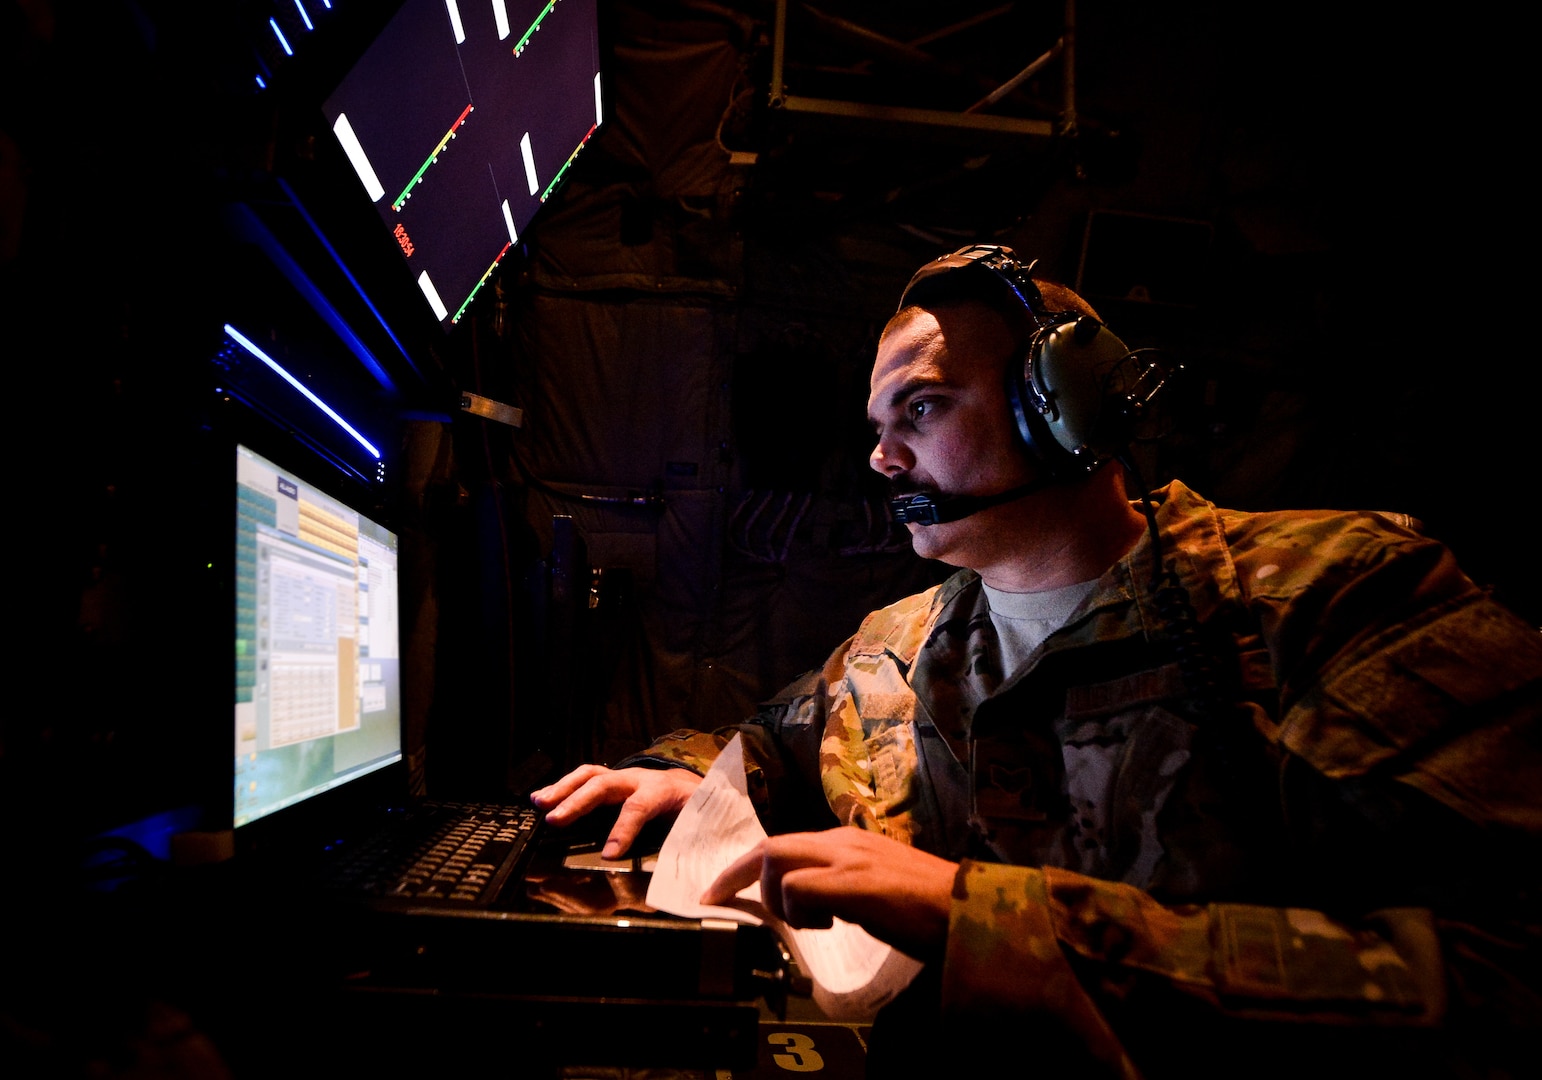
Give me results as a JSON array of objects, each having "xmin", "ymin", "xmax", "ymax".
[{"xmin": 233, "ymin": 443, "xmax": 403, "ymax": 829}]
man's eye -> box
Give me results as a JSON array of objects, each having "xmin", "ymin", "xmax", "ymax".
[{"xmin": 908, "ymin": 400, "xmax": 931, "ymax": 422}]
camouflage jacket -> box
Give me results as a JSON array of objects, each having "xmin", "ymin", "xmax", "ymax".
[{"xmin": 626, "ymin": 481, "xmax": 1541, "ymax": 1076}]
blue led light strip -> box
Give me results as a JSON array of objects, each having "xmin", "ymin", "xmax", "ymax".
[
  {"xmin": 269, "ymin": 18, "xmax": 293, "ymax": 56},
  {"xmin": 223, "ymin": 324, "xmax": 381, "ymax": 459}
]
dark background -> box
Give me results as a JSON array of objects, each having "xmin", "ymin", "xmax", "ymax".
[
  {"xmin": 2, "ymin": 2, "xmax": 1535, "ymax": 1075},
  {"xmin": 3, "ymin": 0, "xmax": 1534, "ymax": 899}
]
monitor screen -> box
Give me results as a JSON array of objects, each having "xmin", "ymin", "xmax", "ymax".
[
  {"xmin": 234, "ymin": 444, "xmax": 402, "ymax": 829},
  {"xmin": 319, "ymin": 0, "xmax": 603, "ymax": 331}
]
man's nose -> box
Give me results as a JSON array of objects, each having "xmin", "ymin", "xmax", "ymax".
[{"xmin": 869, "ymin": 434, "xmax": 910, "ymax": 476}]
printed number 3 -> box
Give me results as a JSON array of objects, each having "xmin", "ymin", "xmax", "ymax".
[{"xmin": 768, "ymin": 1031, "xmax": 825, "ymax": 1072}]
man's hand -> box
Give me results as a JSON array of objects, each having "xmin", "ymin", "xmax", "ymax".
[
  {"xmin": 531, "ymin": 764, "xmax": 701, "ymax": 858},
  {"xmin": 700, "ymin": 827, "xmax": 957, "ymax": 962}
]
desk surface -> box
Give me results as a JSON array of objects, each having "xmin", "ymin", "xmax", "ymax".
[{"xmin": 0, "ymin": 837, "xmax": 840, "ymax": 1079}]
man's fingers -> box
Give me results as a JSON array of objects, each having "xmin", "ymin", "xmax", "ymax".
[
  {"xmin": 602, "ymin": 801, "xmax": 657, "ymax": 858},
  {"xmin": 532, "ymin": 768, "xmax": 628, "ymax": 825},
  {"xmin": 534, "ymin": 766, "xmax": 702, "ymax": 857},
  {"xmin": 530, "ymin": 764, "xmax": 610, "ymax": 813},
  {"xmin": 700, "ymin": 828, "xmax": 956, "ymax": 958},
  {"xmin": 778, "ymin": 866, "xmax": 837, "ymax": 930},
  {"xmin": 699, "ymin": 835, "xmax": 836, "ymax": 925},
  {"xmin": 754, "ymin": 838, "xmax": 833, "ymax": 925},
  {"xmin": 700, "ymin": 845, "xmax": 766, "ymax": 907}
]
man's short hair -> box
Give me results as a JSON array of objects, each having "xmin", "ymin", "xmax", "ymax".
[{"xmin": 883, "ymin": 273, "xmax": 1103, "ymax": 353}]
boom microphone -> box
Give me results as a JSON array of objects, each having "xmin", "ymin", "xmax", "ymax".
[{"xmin": 889, "ymin": 478, "xmax": 1053, "ymax": 525}]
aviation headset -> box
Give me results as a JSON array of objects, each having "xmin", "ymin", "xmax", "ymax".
[
  {"xmin": 894, "ymin": 243, "xmax": 1178, "ymax": 487},
  {"xmin": 890, "ymin": 246, "xmax": 1227, "ymax": 721}
]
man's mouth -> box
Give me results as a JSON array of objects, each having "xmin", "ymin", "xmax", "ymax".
[{"xmin": 888, "ymin": 477, "xmax": 935, "ymax": 499}]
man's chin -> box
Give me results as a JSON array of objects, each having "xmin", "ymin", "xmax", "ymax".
[{"xmin": 905, "ymin": 519, "xmax": 964, "ymax": 563}]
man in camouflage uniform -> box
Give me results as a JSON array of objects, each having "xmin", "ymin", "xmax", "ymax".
[{"xmin": 533, "ymin": 246, "xmax": 1541, "ymax": 1077}]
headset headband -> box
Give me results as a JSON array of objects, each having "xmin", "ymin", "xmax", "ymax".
[{"xmin": 897, "ymin": 244, "xmax": 1052, "ymax": 324}]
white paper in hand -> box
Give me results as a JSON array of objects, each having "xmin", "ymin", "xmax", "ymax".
[{"xmin": 645, "ymin": 734, "xmax": 924, "ymax": 1020}]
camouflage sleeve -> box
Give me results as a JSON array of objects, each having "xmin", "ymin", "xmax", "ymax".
[
  {"xmin": 1273, "ymin": 580, "xmax": 1542, "ymax": 833},
  {"xmin": 942, "ymin": 861, "xmax": 1455, "ymax": 1074},
  {"xmin": 613, "ymin": 659, "xmax": 844, "ymax": 831},
  {"xmin": 615, "ymin": 729, "xmax": 732, "ymax": 776},
  {"xmin": 1231, "ymin": 513, "xmax": 1542, "ymax": 830}
]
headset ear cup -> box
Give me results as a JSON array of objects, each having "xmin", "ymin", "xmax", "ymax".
[
  {"xmin": 898, "ymin": 245, "xmax": 1165, "ymax": 482},
  {"xmin": 1028, "ymin": 317, "xmax": 1138, "ymax": 471}
]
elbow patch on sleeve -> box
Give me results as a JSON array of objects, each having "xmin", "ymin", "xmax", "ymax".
[
  {"xmin": 1024, "ymin": 868, "xmax": 1444, "ymax": 1025},
  {"xmin": 1282, "ymin": 597, "xmax": 1542, "ymax": 781},
  {"xmin": 1212, "ymin": 904, "xmax": 1441, "ymax": 1020}
]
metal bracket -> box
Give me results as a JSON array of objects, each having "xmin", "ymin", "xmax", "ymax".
[{"xmin": 459, "ymin": 392, "xmax": 524, "ymax": 429}]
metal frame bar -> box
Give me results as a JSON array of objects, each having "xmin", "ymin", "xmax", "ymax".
[{"xmin": 769, "ymin": 0, "xmax": 1070, "ymax": 138}]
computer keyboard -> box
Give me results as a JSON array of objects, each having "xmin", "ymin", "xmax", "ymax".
[{"xmin": 325, "ymin": 801, "xmax": 540, "ymax": 906}]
